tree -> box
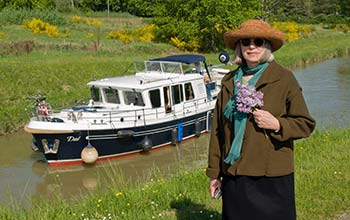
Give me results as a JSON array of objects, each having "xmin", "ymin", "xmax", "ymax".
[
  {"xmin": 152, "ymin": 0, "xmax": 262, "ymax": 52},
  {"xmin": 1, "ymin": 0, "xmax": 54, "ymax": 9},
  {"xmin": 338, "ymin": 0, "xmax": 350, "ymax": 18}
]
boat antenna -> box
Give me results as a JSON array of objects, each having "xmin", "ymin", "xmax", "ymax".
[
  {"xmin": 203, "ymin": 61, "xmax": 212, "ymax": 81},
  {"xmin": 121, "ymin": 62, "xmax": 134, "ymax": 75}
]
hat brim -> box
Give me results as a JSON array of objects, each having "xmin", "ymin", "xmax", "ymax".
[{"xmin": 224, "ymin": 28, "xmax": 285, "ymax": 52}]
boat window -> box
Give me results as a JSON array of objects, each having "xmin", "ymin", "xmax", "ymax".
[
  {"xmin": 134, "ymin": 61, "xmax": 146, "ymax": 73},
  {"xmin": 123, "ymin": 91, "xmax": 145, "ymax": 106},
  {"xmin": 104, "ymin": 88, "xmax": 120, "ymax": 104},
  {"xmin": 146, "ymin": 62, "xmax": 161, "ymax": 72},
  {"xmin": 90, "ymin": 86, "xmax": 102, "ymax": 102},
  {"xmin": 185, "ymin": 83, "xmax": 194, "ymax": 100},
  {"xmin": 172, "ymin": 84, "xmax": 184, "ymax": 104},
  {"xmin": 196, "ymin": 82, "xmax": 205, "ymax": 95},
  {"xmin": 164, "ymin": 86, "xmax": 171, "ymax": 113},
  {"xmin": 162, "ymin": 63, "xmax": 182, "ymax": 74},
  {"xmin": 149, "ymin": 89, "xmax": 161, "ymax": 108}
]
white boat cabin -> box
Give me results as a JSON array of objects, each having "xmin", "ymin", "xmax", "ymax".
[{"xmin": 86, "ymin": 59, "xmax": 219, "ymax": 116}]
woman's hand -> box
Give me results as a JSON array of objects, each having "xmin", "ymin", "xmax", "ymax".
[
  {"xmin": 209, "ymin": 178, "xmax": 222, "ymax": 198},
  {"xmin": 252, "ymin": 109, "xmax": 280, "ymax": 131}
]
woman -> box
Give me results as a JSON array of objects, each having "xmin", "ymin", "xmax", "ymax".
[{"xmin": 206, "ymin": 19, "xmax": 316, "ymax": 220}]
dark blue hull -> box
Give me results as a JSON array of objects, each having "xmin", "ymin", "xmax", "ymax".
[{"xmin": 32, "ymin": 111, "xmax": 213, "ymax": 165}]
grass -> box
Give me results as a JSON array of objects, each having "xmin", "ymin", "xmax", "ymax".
[
  {"xmin": 295, "ymin": 129, "xmax": 350, "ymax": 220},
  {"xmin": 274, "ymin": 27, "xmax": 350, "ymax": 68},
  {"xmin": 0, "ymin": 129, "xmax": 349, "ymax": 220}
]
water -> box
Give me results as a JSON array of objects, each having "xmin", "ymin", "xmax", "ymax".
[
  {"xmin": 0, "ymin": 131, "xmax": 209, "ymax": 208},
  {"xmin": 294, "ymin": 57, "xmax": 350, "ymax": 129},
  {"xmin": 0, "ymin": 57, "xmax": 349, "ymax": 208}
]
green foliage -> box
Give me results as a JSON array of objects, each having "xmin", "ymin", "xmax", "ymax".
[
  {"xmin": 260, "ymin": 0, "xmax": 349, "ymax": 24},
  {"xmin": 0, "ymin": 1, "xmax": 349, "ymax": 25},
  {"xmin": 53, "ymin": 0, "xmax": 75, "ymax": 13},
  {"xmin": 0, "ymin": 0, "xmax": 55, "ymax": 9},
  {"xmin": 0, "ymin": 8, "xmax": 65, "ymax": 25},
  {"xmin": 123, "ymin": 0, "xmax": 160, "ymax": 17},
  {"xmin": 338, "ymin": 0, "xmax": 350, "ymax": 18},
  {"xmin": 152, "ymin": 0, "xmax": 262, "ymax": 52}
]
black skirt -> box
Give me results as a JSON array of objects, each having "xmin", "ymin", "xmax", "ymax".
[{"xmin": 222, "ymin": 173, "xmax": 296, "ymax": 220}]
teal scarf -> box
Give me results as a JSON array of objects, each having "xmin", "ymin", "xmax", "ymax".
[{"xmin": 223, "ymin": 62, "xmax": 269, "ymax": 164}]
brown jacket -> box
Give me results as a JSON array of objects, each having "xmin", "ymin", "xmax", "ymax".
[{"xmin": 206, "ymin": 61, "xmax": 316, "ymax": 178}]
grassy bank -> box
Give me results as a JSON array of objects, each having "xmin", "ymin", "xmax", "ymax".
[{"xmin": 0, "ymin": 129, "xmax": 349, "ymax": 220}]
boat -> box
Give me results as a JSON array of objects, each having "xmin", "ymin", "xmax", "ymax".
[{"xmin": 24, "ymin": 54, "xmax": 230, "ymax": 166}]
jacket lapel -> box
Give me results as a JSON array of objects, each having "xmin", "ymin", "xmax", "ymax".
[
  {"xmin": 256, "ymin": 61, "xmax": 281, "ymax": 89},
  {"xmin": 221, "ymin": 69, "xmax": 237, "ymax": 96}
]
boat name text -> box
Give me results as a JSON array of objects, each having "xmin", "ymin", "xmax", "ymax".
[{"xmin": 67, "ymin": 136, "xmax": 81, "ymax": 142}]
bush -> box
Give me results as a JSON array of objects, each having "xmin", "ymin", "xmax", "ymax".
[
  {"xmin": 107, "ymin": 24, "xmax": 156, "ymax": 44},
  {"xmin": 0, "ymin": 32, "xmax": 7, "ymax": 39},
  {"xmin": 272, "ymin": 22, "xmax": 315, "ymax": 42},
  {"xmin": 332, "ymin": 24, "xmax": 350, "ymax": 33},
  {"xmin": 70, "ymin": 15, "xmax": 102, "ymax": 26},
  {"xmin": 23, "ymin": 18, "xmax": 61, "ymax": 37},
  {"xmin": 150, "ymin": 0, "xmax": 262, "ymax": 52}
]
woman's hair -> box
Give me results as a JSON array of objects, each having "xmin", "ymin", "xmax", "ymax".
[{"xmin": 232, "ymin": 40, "xmax": 274, "ymax": 65}]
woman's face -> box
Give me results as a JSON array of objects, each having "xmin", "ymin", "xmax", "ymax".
[{"xmin": 240, "ymin": 38, "xmax": 268, "ymax": 67}]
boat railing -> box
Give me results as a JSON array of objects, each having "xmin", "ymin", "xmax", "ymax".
[
  {"xmin": 81, "ymin": 97, "xmax": 213, "ymax": 127},
  {"xmin": 31, "ymin": 97, "xmax": 214, "ymax": 127}
]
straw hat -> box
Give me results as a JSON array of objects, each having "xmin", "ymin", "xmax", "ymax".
[{"xmin": 224, "ymin": 19, "xmax": 285, "ymax": 52}]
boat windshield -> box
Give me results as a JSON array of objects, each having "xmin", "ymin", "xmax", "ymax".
[
  {"xmin": 90, "ymin": 86, "xmax": 102, "ymax": 102},
  {"xmin": 134, "ymin": 61, "xmax": 184, "ymax": 74},
  {"xmin": 104, "ymin": 87, "xmax": 120, "ymax": 104}
]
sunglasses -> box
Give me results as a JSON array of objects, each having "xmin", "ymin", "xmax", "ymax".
[{"xmin": 240, "ymin": 38, "xmax": 265, "ymax": 47}]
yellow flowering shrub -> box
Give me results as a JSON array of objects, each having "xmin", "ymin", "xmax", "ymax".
[
  {"xmin": 333, "ymin": 24, "xmax": 350, "ymax": 33},
  {"xmin": 71, "ymin": 15, "xmax": 82, "ymax": 23},
  {"xmin": 170, "ymin": 37, "xmax": 186, "ymax": 50},
  {"xmin": 169, "ymin": 37, "xmax": 200, "ymax": 51},
  {"xmin": 186, "ymin": 39, "xmax": 201, "ymax": 52},
  {"xmin": 286, "ymin": 33, "xmax": 299, "ymax": 42},
  {"xmin": 87, "ymin": 32, "xmax": 94, "ymax": 39},
  {"xmin": 298, "ymin": 25, "xmax": 315, "ymax": 38},
  {"xmin": 214, "ymin": 23, "xmax": 231, "ymax": 35},
  {"xmin": 132, "ymin": 24, "xmax": 156, "ymax": 42},
  {"xmin": 272, "ymin": 22, "xmax": 315, "ymax": 42},
  {"xmin": 0, "ymin": 32, "xmax": 7, "ymax": 38},
  {"xmin": 107, "ymin": 24, "xmax": 155, "ymax": 44},
  {"xmin": 87, "ymin": 18, "xmax": 102, "ymax": 26},
  {"xmin": 107, "ymin": 30, "xmax": 133, "ymax": 44},
  {"xmin": 70, "ymin": 16, "xmax": 102, "ymax": 26},
  {"xmin": 23, "ymin": 18, "xmax": 61, "ymax": 37}
]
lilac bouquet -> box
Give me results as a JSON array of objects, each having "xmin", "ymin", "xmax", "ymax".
[{"xmin": 235, "ymin": 80, "xmax": 264, "ymax": 113}]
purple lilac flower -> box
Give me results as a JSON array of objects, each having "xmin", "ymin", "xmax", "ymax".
[{"xmin": 235, "ymin": 80, "xmax": 264, "ymax": 113}]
